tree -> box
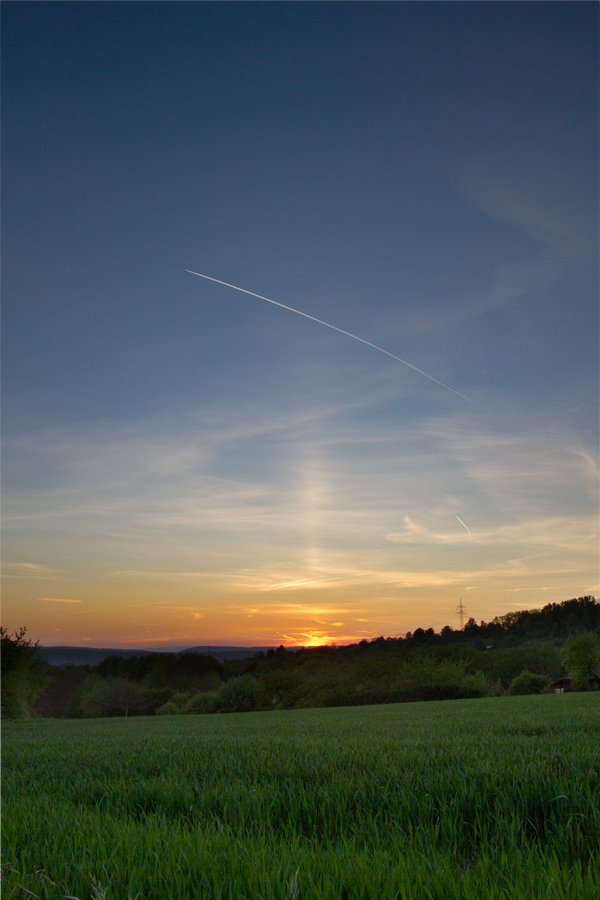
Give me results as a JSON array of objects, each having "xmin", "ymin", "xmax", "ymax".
[
  {"xmin": 1, "ymin": 627, "xmax": 50, "ymax": 718},
  {"xmin": 560, "ymin": 630, "xmax": 600, "ymax": 691},
  {"xmin": 79, "ymin": 676, "xmax": 146, "ymax": 717}
]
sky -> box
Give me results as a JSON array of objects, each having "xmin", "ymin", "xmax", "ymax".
[{"xmin": 2, "ymin": 2, "xmax": 598, "ymax": 649}]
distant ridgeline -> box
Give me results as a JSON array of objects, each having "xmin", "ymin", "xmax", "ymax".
[
  {"xmin": 38, "ymin": 645, "xmax": 278, "ymax": 667},
  {"xmin": 25, "ymin": 596, "xmax": 599, "ymax": 719}
]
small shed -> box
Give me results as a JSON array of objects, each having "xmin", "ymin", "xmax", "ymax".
[{"xmin": 551, "ymin": 674, "xmax": 600, "ymax": 693}]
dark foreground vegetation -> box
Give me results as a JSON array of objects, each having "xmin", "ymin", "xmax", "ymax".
[
  {"xmin": 2, "ymin": 597, "xmax": 599, "ymax": 720},
  {"xmin": 3, "ymin": 694, "xmax": 599, "ymax": 899}
]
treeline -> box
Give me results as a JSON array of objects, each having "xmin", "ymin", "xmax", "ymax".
[
  {"xmin": 403, "ymin": 595, "xmax": 600, "ymax": 646},
  {"xmin": 65, "ymin": 631, "xmax": 599, "ymax": 719},
  {"xmin": 3, "ymin": 597, "xmax": 599, "ymax": 719}
]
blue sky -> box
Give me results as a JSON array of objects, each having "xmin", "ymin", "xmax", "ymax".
[{"xmin": 2, "ymin": 2, "xmax": 598, "ymax": 648}]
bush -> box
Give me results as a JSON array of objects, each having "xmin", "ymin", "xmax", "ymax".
[
  {"xmin": 154, "ymin": 691, "xmax": 192, "ymax": 715},
  {"xmin": 182, "ymin": 691, "xmax": 219, "ymax": 714},
  {"xmin": 507, "ymin": 670, "xmax": 551, "ymax": 696},
  {"xmin": 1, "ymin": 627, "xmax": 50, "ymax": 719},
  {"xmin": 159, "ymin": 678, "xmax": 263, "ymax": 716},
  {"xmin": 155, "ymin": 700, "xmax": 183, "ymax": 716},
  {"xmin": 211, "ymin": 674, "xmax": 263, "ymax": 713}
]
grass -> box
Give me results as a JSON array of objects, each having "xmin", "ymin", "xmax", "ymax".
[{"xmin": 2, "ymin": 693, "xmax": 599, "ymax": 899}]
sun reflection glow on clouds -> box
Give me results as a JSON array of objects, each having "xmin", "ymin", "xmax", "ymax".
[{"xmin": 2, "ymin": 399, "xmax": 597, "ymax": 645}]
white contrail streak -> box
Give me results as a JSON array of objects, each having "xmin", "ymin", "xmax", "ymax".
[
  {"xmin": 456, "ymin": 516, "xmax": 471, "ymax": 536},
  {"xmin": 186, "ymin": 270, "xmax": 476, "ymax": 403}
]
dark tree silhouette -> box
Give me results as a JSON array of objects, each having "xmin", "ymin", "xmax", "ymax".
[{"xmin": 1, "ymin": 627, "xmax": 50, "ymax": 718}]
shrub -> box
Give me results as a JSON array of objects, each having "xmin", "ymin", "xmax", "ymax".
[
  {"xmin": 155, "ymin": 700, "xmax": 183, "ymax": 716},
  {"xmin": 507, "ymin": 670, "xmax": 551, "ymax": 695},
  {"xmin": 212, "ymin": 674, "xmax": 263, "ymax": 712},
  {"xmin": 181, "ymin": 691, "xmax": 219, "ymax": 714},
  {"xmin": 154, "ymin": 692, "xmax": 192, "ymax": 715}
]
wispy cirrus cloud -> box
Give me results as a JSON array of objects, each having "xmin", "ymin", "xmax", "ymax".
[
  {"xmin": 39, "ymin": 597, "xmax": 82, "ymax": 603},
  {"xmin": 394, "ymin": 130, "xmax": 598, "ymax": 342},
  {"xmin": 386, "ymin": 514, "xmax": 597, "ymax": 551},
  {"xmin": 2, "ymin": 562, "xmax": 62, "ymax": 579},
  {"xmin": 220, "ymin": 554, "xmax": 590, "ymax": 594},
  {"xmin": 455, "ymin": 154, "xmax": 597, "ymax": 306}
]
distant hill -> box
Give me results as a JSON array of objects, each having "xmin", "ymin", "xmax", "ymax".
[
  {"xmin": 39, "ymin": 645, "xmax": 279, "ymax": 666},
  {"xmin": 39, "ymin": 646, "xmax": 160, "ymax": 666}
]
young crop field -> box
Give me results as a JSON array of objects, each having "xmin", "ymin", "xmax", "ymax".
[{"xmin": 3, "ymin": 693, "xmax": 599, "ymax": 900}]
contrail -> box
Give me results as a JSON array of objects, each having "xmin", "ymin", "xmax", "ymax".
[
  {"xmin": 186, "ymin": 270, "xmax": 475, "ymax": 403},
  {"xmin": 456, "ymin": 516, "xmax": 471, "ymax": 537}
]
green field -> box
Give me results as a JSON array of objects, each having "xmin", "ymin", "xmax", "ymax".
[{"xmin": 3, "ymin": 694, "xmax": 599, "ymax": 899}]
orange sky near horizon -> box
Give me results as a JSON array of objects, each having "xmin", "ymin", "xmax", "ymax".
[
  {"xmin": 3, "ymin": 560, "xmax": 597, "ymax": 649},
  {"xmin": 3, "ymin": 408, "xmax": 597, "ymax": 649}
]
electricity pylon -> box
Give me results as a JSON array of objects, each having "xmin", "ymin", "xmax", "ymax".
[{"xmin": 456, "ymin": 598, "xmax": 467, "ymax": 630}]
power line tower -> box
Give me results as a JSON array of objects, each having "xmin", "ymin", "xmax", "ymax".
[{"xmin": 456, "ymin": 598, "xmax": 467, "ymax": 630}]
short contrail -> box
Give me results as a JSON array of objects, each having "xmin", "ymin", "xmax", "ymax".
[
  {"xmin": 186, "ymin": 270, "xmax": 475, "ymax": 403},
  {"xmin": 456, "ymin": 516, "xmax": 471, "ymax": 536}
]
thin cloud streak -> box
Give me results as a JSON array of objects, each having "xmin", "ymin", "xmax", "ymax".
[
  {"xmin": 224, "ymin": 560, "xmax": 590, "ymax": 594},
  {"xmin": 39, "ymin": 597, "xmax": 82, "ymax": 603},
  {"xmin": 2, "ymin": 562, "xmax": 63, "ymax": 579}
]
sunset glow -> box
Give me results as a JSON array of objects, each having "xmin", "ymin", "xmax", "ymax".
[{"xmin": 2, "ymin": 4, "xmax": 597, "ymax": 649}]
